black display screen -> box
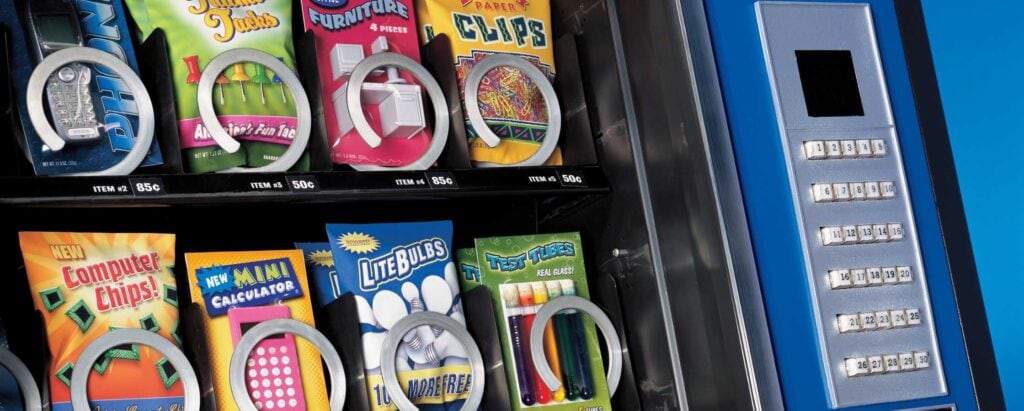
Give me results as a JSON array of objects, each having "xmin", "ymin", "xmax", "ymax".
[
  {"xmin": 36, "ymin": 14, "xmax": 78, "ymax": 46},
  {"xmin": 795, "ymin": 50, "xmax": 865, "ymax": 117},
  {"xmin": 241, "ymin": 322, "xmax": 284, "ymax": 340}
]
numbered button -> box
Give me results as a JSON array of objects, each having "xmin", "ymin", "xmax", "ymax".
[
  {"xmin": 875, "ymin": 310, "xmax": 892, "ymax": 328},
  {"xmin": 873, "ymin": 224, "xmax": 890, "ymax": 242},
  {"xmin": 865, "ymin": 181, "xmax": 881, "ymax": 199},
  {"xmin": 842, "ymin": 225, "xmax": 859, "ymax": 244},
  {"xmin": 881, "ymin": 181, "xmax": 896, "ymax": 198},
  {"xmin": 907, "ymin": 308, "xmax": 922, "ymax": 326},
  {"xmin": 829, "ymin": 269, "xmax": 853, "ymax": 289},
  {"xmin": 899, "ymin": 353, "xmax": 916, "ymax": 371},
  {"xmin": 871, "ymin": 139, "xmax": 887, "ymax": 156},
  {"xmin": 882, "ymin": 267, "xmax": 899, "ymax": 284},
  {"xmin": 821, "ymin": 227, "xmax": 844, "ymax": 246},
  {"xmin": 837, "ymin": 314, "xmax": 861, "ymax": 333},
  {"xmin": 891, "ymin": 309, "xmax": 908, "ymax": 327},
  {"xmin": 897, "ymin": 266, "xmax": 913, "ymax": 283},
  {"xmin": 812, "ymin": 184, "xmax": 835, "ymax": 202},
  {"xmin": 841, "ymin": 140, "xmax": 858, "ymax": 158},
  {"xmin": 866, "ymin": 267, "xmax": 884, "ymax": 285},
  {"xmin": 859, "ymin": 312, "xmax": 877, "ymax": 330},
  {"xmin": 845, "ymin": 357, "xmax": 870, "ymax": 377},
  {"xmin": 857, "ymin": 225, "xmax": 875, "ymax": 243},
  {"xmin": 804, "ymin": 141, "xmax": 827, "ymax": 159},
  {"xmin": 826, "ymin": 141, "xmax": 843, "ymax": 158},
  {"xmin": 868, "ymin": 355, "xmax": 885, "ymax": 374},
  {"xmin": 884, "ymin": 354, "xmax": 901, "ymax": 373},
  {"xmin": 856, "ymin": 139, "xmax": 873, "ymax": 157},
  {"xmin": 888, "ymin": 223, "xmax": 905, "ymax": 241},
  {"xmin": 914, "ymin": 352, "xmax": 931, "ymax": 369},
  {"xmin": 851, "ymin": 268, "xmax": 868, "ymax": 287},
  {"xmin": 833, "ymin": 183, "xmax": 851, "ymax": 201},
  {"xmin": 850, "ymin": 183, "xmax": 867, "ymax": 200}
]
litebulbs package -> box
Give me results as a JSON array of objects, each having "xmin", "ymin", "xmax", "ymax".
[
  {"xmin": 415, "ymin": 0, "xmax": 562, "ymax": 166},
  {"xmin": 19, "ymin": 232, "xmax": 182, "ymax": 411},
  {"xmin": 123, "ymin": 0, "xmax": 309, "ymax": 173},
  {"xmin": 300, "ymin": 0, "xmax": 436, "ymax": 168},
  {"xmin": 474, "ymin": 232, "xmax": 611, "ymax": 410},
  {"xmin": 323, "ymin": 221, "xmax": 472, "ymax": 410},
  {"xmin": 185, "ymin": 250, "xmax": 329, "ymax": 411}
]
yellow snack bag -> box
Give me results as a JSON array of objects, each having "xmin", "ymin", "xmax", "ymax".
[
  {"xmin": 417, "ymin": 0, "xmax": 563, "ymax": 166},
  {"xmin": 185, "ymin": 250, "xmax": 329, "ymax": 411}
]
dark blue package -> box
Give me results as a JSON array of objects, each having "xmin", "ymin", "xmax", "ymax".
[
  {"xmin": 295, "ymin": 242, "xmax": 338, "ymax": 308},
  {"xmin": 2, "ymin": 0, "xmax": 162, "ymax": 175},
  {"xmin": 323, "ymin": 221, "xmax": 469, "ymax": 411}
]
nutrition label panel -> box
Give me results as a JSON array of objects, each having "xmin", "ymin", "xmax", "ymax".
[{"xmin": 757, "ymin": 3, "xmax": 946, "ymax": 408}]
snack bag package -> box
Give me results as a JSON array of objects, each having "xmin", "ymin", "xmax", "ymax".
[
  {"xmin": 18, "ymin": 232, "xmax": 183, "ymax": 411},
  {"xmin": 301, "ymin": 0, "xmax": 436, "ymax": 168},
  {"xmin": 324, "ymin": 221, "xmax": 470, "ymax": 410},
  {"xmin": 4, "ymin": 0, "xmax": 163, "ymax": 175},
  {"xmin": 455, "ymin": 248, "xmax": 481, "ymax": 291},
  {"xmin": 295, "ymin": 242, "xmax": 337, "ymax": 307},
  {"xmin": 185, "ymin": 250, "xmax": 330, "ymax": 411},
  {"xmin": 416, "ymin": 0, "xmax": 562, "ymax": 166},
  {"xmin": 123, "ymin": 0, "xmax": 309, "ymax": 173},
  {"xmin": 475, "ymin": 232, "xmax": 612, "ymax": 410}
]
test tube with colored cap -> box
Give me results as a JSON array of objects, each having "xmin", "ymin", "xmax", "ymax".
[
  {"xmin": 272, "ymin": 57, "xmax": 287, "ymax": 103},
  {"xmin": 503, "ymin": 285, "xmax": 536, "ymax": 406},
  {"xmin": 230, "ymin": 63, "xmax": 250, "ymax": 102},
  {"xmin": 517, "ymin": 283, "xmax": 551, "ymax": 404},
  {"xmin": 215, "ymin": 74, "xmax": 230, "ymax": 105},
  {"xmin": 183, "ymin": 56, "xmax": 201, "ymax": 85},
  {"xmin": 547, "ymin": 280, "xmax": 583, "ymax": 400},
  {"xmin": 532, "ymin": 281, "xmax": 566, "ymax": 402},
  {"xmin": 251, "ymin": 64, "xmax": 272, "ymax": 105},
  {"xmin": 560, "ymin": 279, "xmax": 595, "ymax": 400}
]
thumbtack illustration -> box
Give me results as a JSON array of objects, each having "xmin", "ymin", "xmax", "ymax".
[
  {"xmin": 230, "ymin": 63, "xmax": 250, "ymax": 102},
  {"xmin": 215, "ymin": 73, "xmax": 230, "ymax": 105},
  {"xmin": 252, "ymin": 64, "xmax": 272, "ymax": 105},
  {"xmin": 273, "ymin": 57, "xmax": 287, "ymax": 104},
  {"xmin": 184, "ymin": 55, "xmax": 201, "ymax": 85}
]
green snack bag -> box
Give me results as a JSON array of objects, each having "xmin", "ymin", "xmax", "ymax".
[
  {"xmin": 123, "ymin": 0, "xmax": 308, "ymax": 173},
  {"xmin": 475, "ymin": 233, "xmax": 612, "ymax": 410},
  {"xmin": 456, "ymin": 248, "xmax": 481, "ymax": 292}
]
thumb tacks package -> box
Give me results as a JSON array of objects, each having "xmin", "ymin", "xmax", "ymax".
[
  {"xmin": 324, "ymin": 221, "xmax": 472, "ymax": 410},
  {"xmin": 19, "ymin": 232, "xmax": 183, "ymax": 411}
]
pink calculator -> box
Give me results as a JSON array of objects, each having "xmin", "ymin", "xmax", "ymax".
[{"xmin": 229, "ymin": 305, "xmax": 307, "ymax": 410}]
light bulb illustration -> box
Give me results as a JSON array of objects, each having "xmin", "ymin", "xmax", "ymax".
[
  {"xmin": 421, "ymin": 275, "xmax": 453, "ymax": 336},
  {"xmin": 396, "ymin": 345, "xmax": 413, "ymax": 372},
  {"xmin": 405, "ymin": 340, "xmax": 429, "ymax": 365},
  {"xmin": 362, "ymin": 331, "xmax": 387, "ymax": 370},
  {"xmin": 449, "ymin": 310, "xmax": 465, "ymax": 326},
  {"xmin": 423, "ymin": 330, "xmax": 468, "ymax": 365},
  {"xmin": 444, "ymin": 262, "xmax": 461, "ymax": 297},
  {"xmin": 354, "ymin": 295, "xmax": 378, "ymax": 327},
  {"xmin": 400, "ymin": 283, "xmax": 436, "ymax": 349},
  {"xmin": 372, "ymin": 290, "xmax": 421, "ymax": 349}
]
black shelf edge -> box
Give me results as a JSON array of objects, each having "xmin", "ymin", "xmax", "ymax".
[{"xmin": 0, "ymin": 166, "xmax": 609, "ymax": 206}]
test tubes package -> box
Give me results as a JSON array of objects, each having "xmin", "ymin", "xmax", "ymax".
[{"xmin": 474, "ymin": 233, "xmax": 612, "ymax": 410}]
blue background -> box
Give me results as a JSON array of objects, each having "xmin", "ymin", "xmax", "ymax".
[{"xmin": 923, "ymin": 1, "xmax": 1023, "ymax": 409}]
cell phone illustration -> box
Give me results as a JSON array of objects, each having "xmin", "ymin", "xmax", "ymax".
[
  {"xmin": 229, "ymin": 305, "xmax": 307, "ymax": 411},
  {"xmin": 25, "ymin": 0, "xmax": 101, "ymax": 143}
]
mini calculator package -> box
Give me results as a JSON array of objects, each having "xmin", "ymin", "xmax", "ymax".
[
  {"xmin": 123, "ymin": 0, "xmax": 309, "ymax": 173},
  {"xmin": 474, "ymin": 232, "xmax": 611, "ymax": 410},
  {"xmin": 300, "ymin": 0, "xmax": 436, "ymax": 168},
  {"xmin": 4, "ymin": 0, "xmax": 163, "ymax": 175},
  {"xmin": 185, "ymin": 250, "xmax": 329, "ymax": 411},
  {"xmin": 18, "ymin": 232, "xmax": 182, "ymax": 411},
  {"xmin": 415, "ymin": 0, "xmax": 562, "ymax": 166},
  {"xmin": 324, "ymin": 221, "xmax": 471, "ymax": 410}
]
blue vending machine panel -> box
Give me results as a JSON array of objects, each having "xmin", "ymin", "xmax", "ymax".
[{"xmin": 705, "ymin": 1, "xmax": 978, "ymax": 409}]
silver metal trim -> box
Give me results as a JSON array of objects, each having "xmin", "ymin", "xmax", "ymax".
[
  {"xmin": 26, "ymin": 47, "xmax": 155, "ymax": 176},
  {"xmin": 197, "ymin": 49, "xmax": 311, "ymax": 173},
  {"xmin": 0, "ymin": 348, "xmax": 41, "ymax": 410},
  {"xmin": 528, "ymin": 296, "xmax": 623, "ymax": 396},
  {"xmin": 228, "ymin": 319, "xmax": 347, "ymax": 411},
  {"xmin": 71, "ymin": 329, "xmax": 200, "ymax": 411},
  {"xmin": 344, "ymin": 53, "xmax": 450, "ymax": 171},
  {"xmin": 380, "ymin": 312, "xmax": 484, "ymax": 411},
  {"xmin": 463, "ymin": 55, "xmax": 562, "ymax": 168}
]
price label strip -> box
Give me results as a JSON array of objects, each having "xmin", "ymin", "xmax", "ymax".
[
  {"xmin": 556, "ymin": 169, "xmax": 588, "ymax": 188},
  {"xmin": 425, "ymin": 172, "xmax": 459, "ymax": 189},
  {"xmin": 286, "ymin": 175, "xmax": 321, "ymax": 193},
  {"xmin": 129, "ymin": 177, "xmax": 167, "ymax": 196}
]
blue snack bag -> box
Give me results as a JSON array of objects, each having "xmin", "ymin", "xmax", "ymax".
[
  {"xmin": 295, "ymin": 242, "xmax": 338, "ymax": 308},
  {"xmin": 324, "ymin": 221, "xmax": 470, "ymax": 411}
]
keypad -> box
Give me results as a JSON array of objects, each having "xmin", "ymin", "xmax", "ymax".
[{"xmin": 845, "ymin": 351, "xmax": 930, "ymax": 377}]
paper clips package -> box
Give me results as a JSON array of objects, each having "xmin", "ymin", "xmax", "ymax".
[
  {"xmin": 19, "ymin": 232, "xmax": 183, "ymax": 411},
  {"xmin": 474, "ymin": 232, "xmax": 611, "ymax": 410},
  {"xmin": 323, "ymin": 221, "xmax": 472, "ymax": 410},
  {"xmin": 185, "ymin": 250, "xmax": 329, "ymax": 411}
]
